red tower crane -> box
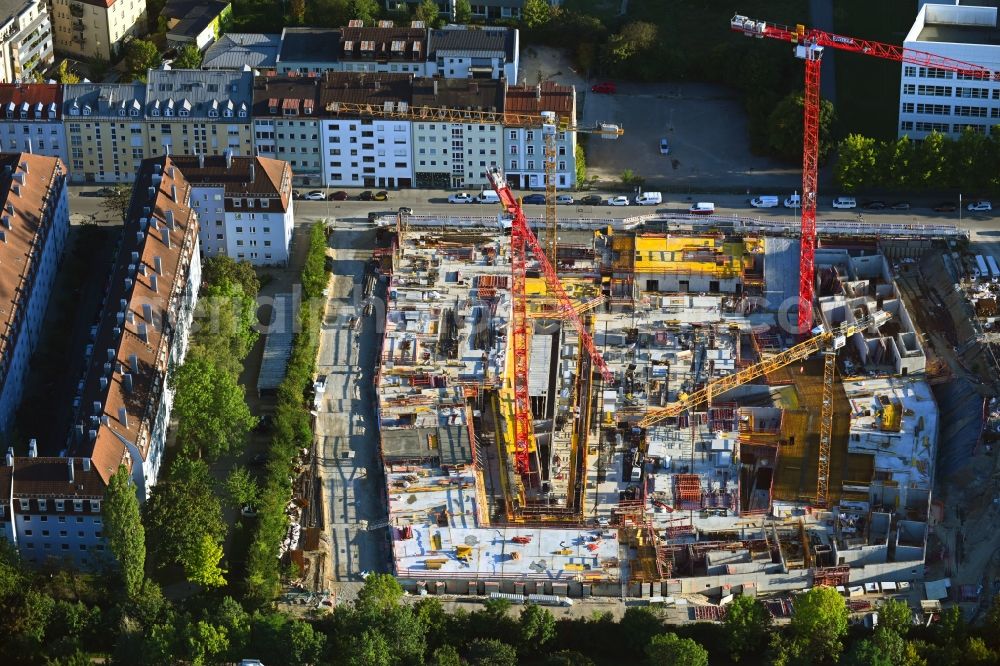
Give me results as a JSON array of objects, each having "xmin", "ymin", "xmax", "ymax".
[
  {"xmin": 486, "ymin": 167, "xmax": 613, "ymax": 476},
  {"xmin": 730, "ymin": 14, "xmax": 995, "ymax": 333}
]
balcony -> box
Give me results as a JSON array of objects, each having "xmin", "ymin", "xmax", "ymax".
[
  {"xmin": 73, "ymin": 19, "xmax": 84, "ymax": 31},
  {"xmin": 69, "ymin": 4, "xmax": 84, "ymax": 18}
]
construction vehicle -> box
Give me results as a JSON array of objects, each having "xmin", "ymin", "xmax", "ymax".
[
  {"xmin": 640, "ymin": 310, "xmax": 891, "ymax": 506},
  {"xmin": 730, "ymin": 14, "xmax": 996, "ymax": 334},
  {"xmin": 486, "ymin": 166, "xmax": 615, "ymax": 479}
]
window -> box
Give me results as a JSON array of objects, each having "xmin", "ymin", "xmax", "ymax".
[
  {"xmin": 19, "ymin": 499, "xmax": 29, "ymax": 511},
  {"xmin": 509, "ymin": 145, "xmax": 517, "ymax": 155},
  {"xmin": 510, "ymin": 159, "xmax": 517, "ymax": 169},
  {"xmin": 90, "ymin": 500, "xmax": 100, "ymax": 512},
  {"xmin": 526, "ymin": 145, "xmax": 534, "ymax": 155},
  {"xmin": 916, "ymin": 85, "xmax": 950, "ymax": 97},
  {"xmin": 916, "ymin": 103, "xmax": 950, "ymax": 115},
  {"xmin": 915, "ymin": 121, "xmax": 949, "ymax": 132},
  {"xmin": 73, "ymin": 500, "xmax": 82, "ymax": 512},
  {"xmin": 919, "ymin": 67, "xmax": 953, "ymax": 79},
  {"xmin": 955, "ymin": 87, "xmax": 989, "ymax": 99},
  {"xmin": 954, "ymin": 105, "xmax": 986, "ymax": 117},
  {"xmin": 508, "ymin": 130, "xmax": 517, "ymax": 140},
  {"xmin": 24, "ymin": 529, "xmax": 32, "ymax": 536},
  {"xmin": 527, "ymin": 160, "xmax": 534, "ymax": 170},
  {"xmin": 904, "ymin": 66, "xmax": 916, "ymax": 77}
]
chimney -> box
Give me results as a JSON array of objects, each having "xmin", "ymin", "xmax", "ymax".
[
  {"xmin": 161, "ymin": 227, "xmax": 171, "ymax": 249},
  {"xmin": 123, "ymin": 373, "xmax": 133, "ymax": 393},
  {"xmin": 118, "ymin": 407, "xmax": 128, "ymax": 429},
  {"xmin": 225, "ymin": 149, "xmax": 232, "ymax": 169},
  {"xmin": 106, "ymin": 347, "xmax": 115, "ymax": 361},
  {"xmin": 535, "ymin": 84, "xmax": 541, "ymax": 101},
  {"xmin": 28, "ymin": 439, "xmax": 37, "ymax": 457},
  {"xmin": 127, "ymin": 309, "xmax": 134, "ymax": 324},
  {"xmin": 433, "ymin": 80, "xmax": 438, "ymax": 96},
  {"xmin": 198, "ymin": 151, "xmax": 204, "ymax": 168},
  {"xmin": 88, "ymin": 429, "xmax": 97, "ymax": 441},
  {"xmin": 249, "ymin": 160, "xmax": 255, "ymax": 184},
  {"xmin": 142, "ymin": 303, "xmax": 153, "ymax": 324},
  {"xmin": 0, "ymin": 231, "xmax": 5, "ymax": 244},
  {"xmin": 5, "ymin": 447, "xmax": 12, "ymax": 467},
  {"xmin": 148, "ymin": 186, "xmax": 156, "ymax": 199},
  {"xmin": 170, "ymin": 184, "xmax": 177, "ymax": 203},
  {"xmin": 99, "ymin": 376, "xmax": 108, "ymax": 390},
  {"xmin": 129, "ymin": 353, "xmax": 138, "ymax": 373},
  {"xmin": 154, "ymin": 256, "xmax": 162, "ymax": 275},
  {"xmin": 82, "ymin": 458, "xmax": 91, "ymax": 472},
  {"xmin": 150, "ymin": 273, "xmax": 158, "ymax": 293},
  {"xmin": 13, "ymin": 171, "xmax": 24, "ymax": 184},
  {"xmin": 67, "ymin": 458, "xmax": 75, "ymax": 483},
  {"xmin": 165, "ymin": 209, "xmax": 174, "ymax": 228},
  {"xmin": 25, "ymin": 138, "xmax": 31, "ymax": 154},
  {"xmin": 20, "ymin": 160, "xmax": 27, "ymax": 175},
  {"xmin": 137, "ymin": 323, "xmax": 148, "ymax": 343},
  {"xmin": 169, "ymin": 166, "xmax": 175, "ymax": 179}
]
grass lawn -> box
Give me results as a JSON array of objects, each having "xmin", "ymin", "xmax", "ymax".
[{"xmin": 832, "ymin": 0, "xmax": 916, "ymax": 140}]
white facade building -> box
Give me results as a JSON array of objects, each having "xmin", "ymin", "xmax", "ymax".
[
  {"xmin": 172, "ymin": 153, "xmax": 294, "ymax": 265},
  {"xmin": 899, "ymin": 3, "xmax": 1000, "ymax": 140},
  {"xmin": 0, "ymin": 0, "xmax": 53, "ymax": 84},
  {"xmin": 503, "ymin": 82, "xmax": 577, "ymax": 190},
  {"xmin": 321, "ymin": 118, "xmax": 413, "ymax": 188},
  {"xmin": 425, "ymin": 26, "xmax": 518, "ymax": 82},
  {"xmin": 0, "ymin": 84, "xmax": 66, "ymax": 164},
  {"xmin": 0, "ymin": 153, "xmax": 69, "ymax": 436}
]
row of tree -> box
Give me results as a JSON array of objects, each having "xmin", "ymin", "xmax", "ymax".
[
  {"xmin": 244, "ymin": 222, "xmax": 330, "ymax": 601},
  {"xmin": 835, "ymin": 129, "xmax": 1000, "ymax": 194}
]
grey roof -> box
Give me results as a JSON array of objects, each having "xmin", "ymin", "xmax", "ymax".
[
  {"xmin": 278, "ymin": 28, "xmax": 341, "ymax": 64},
  {"xmin": 257, "ymin": 292, "xmax": 298, "ymax": 393},
  {"xmin": 427, "ymin": 26, "xmax": 515, "ymax": 59},
  {"xmin": 168, "ymin": 1, "xmax": 230, "ymax": 40},
  {"xmin": 381, "ymin": 425, "xmax": 472, "ymax": 465},
  {"xmin": 62, "ymin": 83, "xmax": 146, "ymax": 119},
  {"xmin": 145, "ymin": 69, "xmax": 253, "ymax": 118},
  {"xmin": 203, "ymin": 33, "xmax": 280, "ymax": 69}
]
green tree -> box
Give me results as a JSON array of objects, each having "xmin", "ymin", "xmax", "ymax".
[
  {"xmin": 171, "ymin": 356, "xmax": 256, "ymax": 459},
  {"xmin": 202, "ymin": 255, "xmax": 261, "ymax": 295},
  {"xmin": 575, "ymin": 144, "xmax": 586, "ymax": 184},
  {"xmin": 787, "ymin": 586, "xmax": 848, "ymax": 664},
  {"xmin": 646, "ymin": 632, "xmax": 709, "ymax": 666},
  {"xmin": 213, "ymin": 596, "xmax": 251, "ymax": 661},
  {"xmin": 522, "ymin": 0, "xmax": 551, "ymax": 30},
  {"xmin": 545, "ymin": 651, "xmax": 596, "ymax": 666},
  {"xmin": 454, "ymin": 0, "xmax": 472, "ymax": 24},
  {"xmin": 843, "ymin": 627, "xmax": 906, "ymax": 666},
  {"xmin": 835, "ymin": 134, "xmax": 879, "ymax": 192},
  {"xmin": 431, "ymin": 644, "xmax": 462, "ymax": 666},
  {"xmin": 724, "ymin": 596, "xmax": 772, "ymax": 662},
  {"xmin": 182, "ymin": 534, "xmax": 227, "ymax": 588},
  {"xmin": 414, "ymin": 0, "xmax": 440, "ymax": 28},
  {"xmin": 620, "ymin": 607, "xmax": 665, "ymax": 657},
  {"xmin": 103, "ymin": 465, "xmax": 146, "ymax": 599},
  {"xmin": 125, "ymin": 39, "xmax": 161, "ymax": 82},
  {"xmin": 289, "ymin": 0, "xmax": 306, "ymax": 23},
  {"xmin": 605, "ymin": 21, "xmax": 657, "ymax": 67},
  {"xmin": 348, "ymin": 0, "xmax": 379, "ymax": 24},
  {"xmin": 911, "ymin": 131, "xmax": 948, "ymax": 190},
  {"xmin": 767, "ymin": 92, "xmax": 836, "ymax": 163},
  {"xmin": 100, "ymin": 187, "xmax": 131, "ymax": 223},
  {"xmin": 878, "ymin": 598, "xmax": 913, "ymax": 637},
  {"xmin": 308, "ymin": 0, "xmax": 351, "ymax": 27},
  {"xmin": 143, "ymin": 458, "xmax": 226, "ymax": 572},
  {"xmin": 56, "ymin": 60, "xmax": 80, "ymax": 84},
  {"xmin": 190, "ymin": 281, "xmax": 259, "ymax": 375},
  {"xmin": 517, "ymin": 603, "xmax": 556, "ymax": 655},
  {"xmin": 249, "ymin": 611, "xmax": 326, "ymax": 666},
  {"xmin": 224, "ymin": 466, "xmax": 260, "ymax": 510},
  {"xmin": 466, "ymin": 638, "xmax": 518, "ymax": 666},
  {"xmin": 355, "ymin": 572, "xmax": 404, "ymax": 613},
  {"xmin": 346, "ymin": 629, "xmax": 392, "ymax": 666},
  {"xmin": 173, "ymin": 44, "xmax": 203, "ymax": 69},
  {"xmin": 301, "ymin": 222, "xmax": 330, "ymax": 299}
]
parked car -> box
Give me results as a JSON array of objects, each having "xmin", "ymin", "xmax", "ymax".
[
  {"xmin": 313, "ymin": 374, "xmax": 328, "ymax": 393},
  {"xmin": 329, "ymin": 190, "xmax": 349, "ymax": 201},
  {"xmin": 689, "ymin": 202, "xmax": 715, "ymax": 215},
  {"xmin": 303, "ymin": 190, "xmax": 326, "ymax": 201},
  {"xmin": 890, "ymin": 201, "xmax": 911, "ymax": 210},
  {"xmin": 591, "ymin": 82, "xmax": 617, "ymax": 94},
  {"xmin": 240, "ymin": 505, "xmax": 258, "ymax": 518},
  {"xmin": 968, "ymin": 200, "xmax": 992, "ymax": 211},
  {"xmin": 448, "ymin": 192, "xmax": 474, "ymax": 204},
  {"xmin": 398, "ymin": 206, "xmax": 413, "ymax": 216},
  {"xmin": 292, "ymin": 190, "xmax": 303, "ymax": 200},
  {"xmin": 862, "ymin": 200, "xmax": 886, "ymax": 210},
  {"xmin": 358, "ymin": 190, "xmax": 374, "ymax": 201},
  {"xmin": 832, "ymin": 196, "xmax": 857, "ymax": 209},
  {"xmin": 555, "ymin": 194, "xmax": 575, "ymax": 205},
  {"xmin": 522, "ymin": 193, "xmax": 546, "ymax": 204},
  {"xmin": 933, "ymin": 202, "xmax": 957, "ymax": 212},
  {"xmin": 607, "ymin": 196, "xmax": 630, "ymax": 206},
  {"xmin": 373, "ymin": 190, "xmax": 389, "ymax": 201},
  {"xmin": 579, "ymin": 194, "xmax": 603, "ymax": 205},
  {"xmin": 783, "ymin": 194, "xmax": 801, "ymax": 208},
  {"xmin": 95, "ymin": 186, "xmax": 122, "ymax": 197},
  {"xmin": 659, "ymin": 138, "xmax": 670, "ymax": 155}
]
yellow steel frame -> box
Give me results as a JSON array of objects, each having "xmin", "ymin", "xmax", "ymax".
[
  {"xmin": 638, "ymin": 311, "xmax": 891, "ymax": 429},
  {"xmin": 817, "ymin": 350, "xmax": 836, "ymax": 507}
]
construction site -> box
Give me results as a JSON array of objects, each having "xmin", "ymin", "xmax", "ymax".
[{"xmin": 367, "ymin": 186, "xmax": 964, "ymax": 602}]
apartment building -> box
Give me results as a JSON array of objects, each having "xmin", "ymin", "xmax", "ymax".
[
  {"xmin": 0, "ymin": 0, "xmax": 53, "ymax": 83},
  {"xmin": 425, "ymin": 26, "xmax": 518, "ymax": 81},
  {"xmin": 277, "ymin": 22, "xmax": 427, "ymax": 76},
  {"xmin": 319, "ymin": 72, "xmax": 414, "ymax": 188},
  {"xmin": 49, "ymin": 0, "xmax": 145, "ymax": 62},
  {"xmin": 67, "ymin": 156, "xmax": 200, "ymax": 497},
  {"xmin": 0, "ymin": 84, "xmax": 66, "ymax": 164},
  {"xmin": 144, "ymin": 69, "xmax": 254, "ymax": 161},
  {"xmin": 0, "ymin": 153, "xmax": 69, "ymax": 435},
  {"xmin": 61, "ymin": 82, "xmax": 146, "ymax": 183},
  {"xmin": 503, "ymin": 82, "xmax": 576, "ymax": 189},
  {"xmin": 411, "ymin": 77, "xmax": 504, "ymax": 189},
  {"xmin": 160, "ymin": 0, "xmax": 231, "ymax": 52},
  {"xmin": 171, "ymin": 153, "xmax": 294, "ymax": 265},
  {"xmin": 386, "ymin": 0, "xmax": 523, "ymax": 20},
  {"xmin": 202, "ymin": 33, "xmax": 280, "ymax": 70},
  {"xmin": 251, "ymin": 74, "xmax": 321, "ymax": 185},
  {"xmin": 0, "ymin": 446, "xmax": 109, "ymax": 567},
  {"xmin": 899, "ymin": 3, "xmax": 1000, "ymax": 140}
]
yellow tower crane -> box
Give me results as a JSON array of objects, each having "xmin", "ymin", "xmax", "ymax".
[
  {"xmin": 320, "ymin": 100, "xmax": 623, "ymax": 267},
  {"xmin": 639, "ymin": 310, "xmax": 891, "ymax": 506}
]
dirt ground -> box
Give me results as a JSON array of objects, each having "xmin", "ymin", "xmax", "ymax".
[{"xmin": 519, "ymin": 46, "xmax": 799, "ymax": 191}]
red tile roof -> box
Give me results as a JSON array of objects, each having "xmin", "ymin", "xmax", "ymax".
[
  {"xmin": 0, "ymin": 84, "xmax": 63, "ymax": 120},
  {"xmin": 504, "ymin": 82, "xmax": 575, "ymax": 117},
  {"xmin": 169, "ymin": 154, "xmax": 292, "ymax": 212}
]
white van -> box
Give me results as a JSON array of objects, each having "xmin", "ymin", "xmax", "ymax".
[
  {"xmin": 784, "ymin": 194, "xmax": 801, "ymax": 208},
  {"xmin": 750, "ymin": 195, "xmax": 779, "ymax": 208},
  {"xmin": 635, "ymin": 191, "xmax": 662, "ymax": 206},
  {"xmin": 832, "ymin": 196, "xmax": 857, "ymax": 209},
  {"xmin": 476, "ymin": 190, "xmax": 500, "ymax": 204},
  {"xmin": 689, "ymin": 202, "xmax": 715, "ymax": 215}
]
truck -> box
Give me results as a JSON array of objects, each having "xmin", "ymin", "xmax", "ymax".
[
  {"xmin": 976, "ymin": 255, "xmax": 989, "ymax": 281},
  {"xmin": 987, "ymin": 255, "xmax": 1000, "ymax": 282}
]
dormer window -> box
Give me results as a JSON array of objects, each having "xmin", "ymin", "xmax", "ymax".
[
  {"xmin": 38, "ymin": 499, "xmax": 46, "ymax": 511},
  {"xmin": 130, "ymin": 108, "xmax": 139, "ymax": 117},
  {"xmin": 19, "ymin": 499, "xmax": 29, "ymax": 511},
  {"xmin": 151, "ymin": 107, "xmax": 160, "ymax": 117},
  {"xmin": 268, "ymin": 97, "xmax": 278, "ymax": 114},
  {"xmin": 261, "ymin": 198, "xmax": 269, "ymax": 208},
  {"xmin": 179, "ymin": 99, "xmax": 191, "ymax": 117},
  {"xmin": 82, "ymin": 105, "xmax": 91, "ymax": 116},
  {"xmin": 34, "ymin": 102, "xmax": 42, "ymax": 117},
  {"xmin": 238, "ymin": 109, "xmax": 247, "ymax": 118},
  {"xmin": 119, "ymin": 108, "xmax": 126, "ymax": 116},
  {"xmin": 55, "ymin": 500, "xmax": 64, "ymax": 511},
  {"xmin": 73, "ymin": 500, "xmax": 83, "ymax": 512},
  {"xmin": 224, "ymin": 108, "xmax": 233, "ymax": 118},
  {"xmin": 208, "ymin": 109, "xmax": 218, "ymax": 117},
  {"xmin": 233, "ymin": 198, "xmax": 241, "ymax": 207},
  {"xmin": 179, "ymin": 108, "xmax": 189, "ymax": 117},
  {"xmin": 48, "ymin": 102, "xmax": 57, "ymax": 119},
  {"xmin": 90, "ymin": 500, "xmax": 100, "ymax": 512}
]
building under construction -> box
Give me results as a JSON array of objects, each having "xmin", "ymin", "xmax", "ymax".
[{"xmin": 373, "ymin": 218, "xmax": 943, "ymax": 600}]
